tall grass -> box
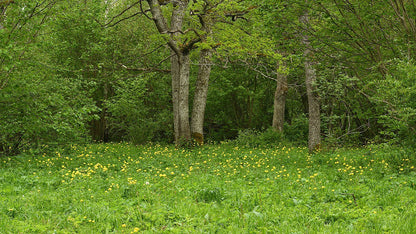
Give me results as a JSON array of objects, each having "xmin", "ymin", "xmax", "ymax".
[{"xmin": 1, "ymin": 143, "xmax": 415, "ymax": 233}]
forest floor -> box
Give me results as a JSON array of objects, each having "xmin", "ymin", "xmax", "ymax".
[{"xmin": 1, "ymin": 143, "xmax": 416, "ymax": 233}]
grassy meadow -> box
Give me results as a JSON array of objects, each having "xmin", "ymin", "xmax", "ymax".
[{"xmin": 1, "ymin": 143, "xmax": 416, "ymax": 233}]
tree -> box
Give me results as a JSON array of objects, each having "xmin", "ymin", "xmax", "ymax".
[
  {"xmin": 300, "ymin": 4, "xmax": 320, "ymax": 152},
  {"xmin": 272, "ymin": 60, "xmax": 288, "ymax": 133},
  {"xmin": 48, "ymin": 0, "xmax": 170, "ymax": 143},
  {"xmin": 191, "ymin": 15, "xmax": 213, "ymax": 144},
  {"xmin": 144, "ymin": 0, "xmax": 259, "ymax": 145},
  {"xmin": 251, "ymin": 0, "xmax": 321, "ymax": 147},
  {"xmin": 145, "ymin": 0, "xmax": 193, "ymax": 144},
  {"xmin": 308, "ymin": 0, "xmax": 416, "ymax": 145},
  {"xmin": 0, "ymin": 0, "xmax": 97, "ymax": 155}
]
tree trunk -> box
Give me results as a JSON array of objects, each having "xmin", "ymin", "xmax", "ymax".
[
  {"xmin": 300, "ymin": 10, "xmax": 321, "ymax": 152},
  {"xmin": 191, "ymin": 48, "xmax": 213, "ymax": 144},
  {"xmin": 272, "ymin": 62, "xmax": 287, "ymax": 133},
  {"xmin": 171, "ymin": 1, "xmax": 191, "ymax": 145},
  {"xmin": 190, "ymin": 13, "xmax": 213, "ymax": 145},
  {"xmin": 171, "ymin": 51, "xmax": 180, "ymax": 143},
  {"xmin": 305, "ymin": 54, "xmax": 321, "ymax": 152},
  {"xmin": 171, "ymin": 51, "xmax": 192, "ymax": 145},
  {"xmin": 90, "ymin": 81, "xmax": 110, "ymax": 142},
  {"xmin": 177, "ymin": 53, "xmax": 191, "ymax": 143}
]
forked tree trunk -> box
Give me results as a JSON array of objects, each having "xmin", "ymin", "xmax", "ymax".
[
  {"xmin": 148, "ymin": 0, "xmax": 215, "ymax": 146},
  {"xmin": 191, "ymin": 48, "xmax": 213, "ymax": 144},
  {"xmin": 147, "ymin": 0, "xmax": 192, "ymax": 145},
  {"xmin": 272, "ymin": 62, "xmax": 287, "ymax": 133},
  {"xmin": 300, "ymin": 10, "xmax": 321, "ymax": 153}
]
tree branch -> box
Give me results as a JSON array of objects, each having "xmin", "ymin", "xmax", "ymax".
[
  {"xmin": 106, "ymin": 11, "xmax": 143, "ymax": 27},
  {"xmin": 146, "ymin": 0, "xmax": 181, "ymax": 56},
  {"xmin": 118, "ymin": 62, "xmax": 170, "ymax": 73},
  {"xmin": 140, "ymin": 0, "xmax": 152, "ymax": 21},
  {"xmin": 105, "ymin": 1, "xmax": 140, "ymax": 26}
]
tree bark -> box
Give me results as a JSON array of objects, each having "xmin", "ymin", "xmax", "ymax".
[
  {"xmin": 177, "ymin": 53, "xmax": 191, "ymax": 142},
  {"xmin": 300, "ymin": 10, "xmax": 321, "ymax": 152},
  {"xmin": 190, "ymin": 12, "xmax": 214, "ymax": 145},
  {"xmin": 171, "ymin": 52, "xmax": 192, "ymax": 144},
  {"xmin": 272, "ymin": 62, "xmax": 287, "ymax": 133},
  {"xmin": 191, "ymin": 48, "xmax": 213, "ymax": 144},
  {"xmin": 172, "ymin": 0, "xmax": 191, "ymax": 144},
  {"xmin": 171, "ymin": 51, "xmax": 180, "ymax": 143}
]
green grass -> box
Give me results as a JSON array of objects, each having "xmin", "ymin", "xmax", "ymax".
[{"xmin": 1, "ymin": 143, "xmax": 416, "ymax": 233}]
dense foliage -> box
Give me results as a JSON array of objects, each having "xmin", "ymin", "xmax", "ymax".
[{"xmin": 0, "ymin": 0, "xmax": 415, "ymax": 152}]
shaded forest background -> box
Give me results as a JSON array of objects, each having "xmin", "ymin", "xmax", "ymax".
[{"xmin": 1, "ymin": 0, "xmax": 416, "ymax": 155}]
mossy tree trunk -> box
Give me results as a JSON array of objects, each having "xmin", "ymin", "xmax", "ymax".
[{"xmin": 191, "ymin": 14, "xmax": 213, "ymax": 145}]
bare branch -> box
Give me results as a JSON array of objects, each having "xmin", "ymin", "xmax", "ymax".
[
  {"xmin": 140, "ymin": 0, "xmax": 152, "ymax": 20},
  {"xmin": 104, "ymin": 1, "xmax": 140, "ymax": 26},
  {"xmin": 106, "ymin": 11, "xmax": 142, "ymax": 27},
  {"xmin": 117, "ymin": 62, "xmax": 170, "ymax": 73},
  {"xmin": 141, "ymin": 43, "xmax": 166, "ymax": 57},
  {"xmin": 153, "ymin": 54, "xmax": 174, "ymax": 68}
]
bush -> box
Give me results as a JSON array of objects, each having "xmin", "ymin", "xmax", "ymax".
[
  {"xmin": 284, "ymin": 114, "xmax": 308, "ymax": 144},
  {"xmin": 373, "ymin": 59, "xmax": 416, "ymax": 146},
  {"xmin": 0, "ymin": 75, "xmax": 96, "ymax": 156},
  {"xmin": 106, "ymin": 74, "xmax": 173, "ymax": 144},
  {"xmin": 233, "ymin": 128, "xmax": 285, "ymax": 147}
]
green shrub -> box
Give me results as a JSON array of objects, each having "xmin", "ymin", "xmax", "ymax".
[
  {"xmin": 373, "ymin": 59, "xmax": 416, "ymax": 146},
  {"xmin": 106, "ymin": 75, "xmax": 173, "ymax": 144},
  {"xmin": 233, "ymin": 128, "xmax": 285, "ymax": 147},
  {"xmin": 284, "ymin": 114, "xmax": 308, "ymax": 144},
  {"xmin": 0, "ymin": 75, "xmax": 96, "ymax": 156}
]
